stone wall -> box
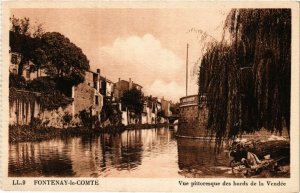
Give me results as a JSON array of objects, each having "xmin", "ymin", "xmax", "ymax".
[
  {"xmin": 73, "ymin": 83, "xmax": 103, "ymax": 117},
  {"xmin": 178, "ymin": 95, "xmax": 209, "ymax": 137},
  {"xmin": 9, "ymin": 89, "xmax": 73, "ymax": 127}
]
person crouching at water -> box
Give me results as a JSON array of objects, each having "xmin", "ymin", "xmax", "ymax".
[{"xmin": 231, "ymin": 143, "xmax": 261, "ymax": 168}]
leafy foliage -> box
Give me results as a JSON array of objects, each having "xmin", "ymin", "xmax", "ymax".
[
  {"xmin": 9, "ymin": 74, "xmax": 26, "ymax": 89},
  {"xmin": 101, "ymin": 98, "xmax": 122, "ymax": 126},
  {"xmin": 40, "ymin": 32, "xmax": 90, "ymax": 86},
  {"xmin": 10, "ymin": 17, "xmax": 90, "ymax": 89},
  {"xmin": 121, "ymin": 88, "xmax": 144, "ymax": 116},
  {"xmin": 78, "ymin": 109, "xmax": 99, "ymax": 129},
  {"xmin": 10, "ymin": 76, "xmax": 73, "ymax": 111},
  {"xmin": 9, "ymin": 17, "xmax": 89, "ymax": 112},
  {"xmin": 62, "ymin": 112, "xmax": 73, "ymax": 128},
  {"xmin": 199, "ymin": 9, "xmax": 291, "ymax": 143},
  {"xmin": 170, "ymin": 102, "xmax": 180, "ymax": 115},
  {"xmin": 39, "ymin": 91, "xmax": 73, "ymax": 111},
  {"xmin": 27, "ymin": 77, "xmax": 56, "ymax": 92}
]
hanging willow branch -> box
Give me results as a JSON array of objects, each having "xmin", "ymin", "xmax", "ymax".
[{"xmin": 199, "ymin": 9, "xmax": 291, "ymax": 143}]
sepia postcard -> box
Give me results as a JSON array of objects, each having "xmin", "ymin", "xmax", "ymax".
[{"xmin": 1, "ymin": 1, "xmax": 299, "ymax": 192}]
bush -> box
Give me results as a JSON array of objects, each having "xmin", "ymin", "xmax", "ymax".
[
  {"xmin": 30, "ymin": 117, "xmax": 43, "ymax": 129},
  {"xmin": 39, "ymin": 91, "xmax": 73, "ymax": 111},
  {"xmin": 79, "ymin": 109, "xmax": 93, "ymax": 128},
  {"xmin": 101, "ymin": 98, "xmax": 122, "ymax": 126},
  {"xmin": 62, "ymin": 112, "xmax": 72, "ymax": 128},
  {"xmin": 27, "ymin": 77, "xmax": 56, "ymax": 92},
  {"xmin": 9, "ymin": 73, "xmax": 26, "ymax": 89}
]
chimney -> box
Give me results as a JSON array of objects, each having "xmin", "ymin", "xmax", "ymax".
[
  {"xmin": 96, "ymin": 68, "xmax": 100, "ymax": 74},
  {"xmin": 118, "ymin": 78, "xmax": 121, "ymax": 91},
  {"xmin": 129, "ymin": 78, "xmax": 132, "ymax": 90}
]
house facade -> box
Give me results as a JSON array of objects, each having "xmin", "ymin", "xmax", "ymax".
[
  {"xmin": 73, "ymin": 69, "xmax": 103, "ymax": 120},
  {"xmin": 100, "ymin": 76, "xmax": 114, "ymax": 99},
  {"xmin": 114, "ymin": 78, "xmax": 142, "ymax": 99},
  {"xmin": 9, "ymin": 51, "xmax": 47, "ymax": 81},
  {"xmin": 9, "ymin": 49, "xmax": 104, "ymax": 126}
]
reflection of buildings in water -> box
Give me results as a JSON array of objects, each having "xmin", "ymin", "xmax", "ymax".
[
  {"xmin": 9, "ymin": 127, "xmax": 178, "ymax": 177},
  {"xmin": 9, "ymin": 140, "xmax": 74, "ymax": 177},
  {"xmin": 176, "ymin": 138, "xmax": 229, "ymax": 177}
]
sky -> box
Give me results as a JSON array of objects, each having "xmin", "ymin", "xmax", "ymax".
[{"xmin": 11, "ymin": 8, "xmax": 230, "ymax": 102}]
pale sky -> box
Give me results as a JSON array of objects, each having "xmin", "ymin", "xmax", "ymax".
[{"xmin": 11, "ymin": 8, "xmax": 230, "ymax": 102}]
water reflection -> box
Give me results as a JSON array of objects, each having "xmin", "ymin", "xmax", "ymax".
[
  {"xmin": 177, "ymin": 138, "xmax": 231, "ymax": 178},
  {"xmin": 9, "ymin": 140, "xmax": 74, "ymax": 177},
  {"xmin": 9, "ymin": 127, "xmax": 179, "ymax": 177}
]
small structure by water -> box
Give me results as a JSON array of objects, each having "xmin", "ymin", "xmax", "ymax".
[{"xmin": 178, "ymin": 94, "xmax": 209, "ymax": 137}]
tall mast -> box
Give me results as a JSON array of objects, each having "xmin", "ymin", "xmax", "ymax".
[{"xmin": 186, "ymin": 43, "xmax": 189, "ymax": 96}]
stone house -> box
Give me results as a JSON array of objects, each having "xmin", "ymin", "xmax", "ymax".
[
  {"xmin": 141, "ymin": 97, "xmax": 162, "ymax": 124},
  {"xmin": 9, "ymin": 49, "xmax": 104, "ymax": 126},
  {"xmin": 9, "ymin": 51, "xmax": 47, "ymax": 81},
  {"xmin": 73, "ymin": 69, "xmax": 103, "ymax": 121},
  {"xmin": 114, "ymin": 78, "xmax": 142, "ymax": 99},
  {"xmin": 100, "ymin": 76, "xmax": 115, "ymax": 99}
]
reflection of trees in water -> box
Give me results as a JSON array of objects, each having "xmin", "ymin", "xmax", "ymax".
[
  {"xmin": 9, "ymin": 141, "xmax": 74, "ymax": 177},
  {"xmin": 168, "ymin": 125, "xmax": 178, "ymax": 140},
  {"xmin": 9, "ymin": 127, "xmax": 176, "ymax": 177},
  {"xmin": 97, "ymin": 130, "xmax": 143, "ymax": 171},
  {"xmin": 119, "ymin": 130, "xmax": 143, "ymax": 170},
  {"xmin": 177, "ymin": 138, "xmax": 230, "ymax": 177}
]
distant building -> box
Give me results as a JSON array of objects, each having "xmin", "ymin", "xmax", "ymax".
[
  {"xmin": 114, "ymin": 78, "xmax": 142, "ymax": 99},
  {"xmin": 9, "ymin": 51, "xmax": 20, "ymax": 75},
  {"xmin": 142, "ymin": 96, "xmax": 161, "ymax": 124},
  {"xmin": 161, "ymin": 98, "xmax": 172, "ymax": 117},
  {"xmin": 9, "ymin": 51, "xmax": 47, "ymax": 81},
  {"xmin": 100, "ymin": 76, "xmax": 114, "ymax": 99}
]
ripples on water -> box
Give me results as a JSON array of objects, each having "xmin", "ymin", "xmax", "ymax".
[{"xmin": 8, "ymin": 126, "xmax": 243, "ymax": 178}]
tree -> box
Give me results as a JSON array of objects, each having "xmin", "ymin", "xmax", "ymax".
[
  {"xmin": 30, "ymin": 48, "xmax": 47, "ymax": 77},
  {"xmin": 10, "ymin": 16, "xmax": 44, "ymax": 76},
  {"xmin": 121, "ymin": 88, "xmax": 144, "ymax": 117},
  {"xmin": 10, "ymin": 17, "xmax": 90, "ymax": 88},
  {"xmin": 101, "ymin": 98, "xmax": 122, "ymax": 126},
  {"xmin": 170, "ymin": 102, "xmax": 180, "ymax": 115},
  {"xmin": 199, "ymin": 9, "xmax": 291, "ymax": 144},
  {"xmin": 40, "ymin": 32, "xmax": 90, "ymax": 87}
]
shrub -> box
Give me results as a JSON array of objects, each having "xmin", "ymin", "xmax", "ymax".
[
  {"xmin": 62, "ymin": 112, "xmax": 72, "ymax": 128},
  {"xmin": 9, "ymin": 73, "xmax": 26, "ymax": 89},
  {"xmin": 30, "ymin": 117, "xmax": 43, "ymax": 129},
  {"xmin": 27, "ymin": 77, "xmax": 56, "ymax": 92},
  {"xmin": 79, "ymin": 109, "xmax": 92, "ymax": 128}
]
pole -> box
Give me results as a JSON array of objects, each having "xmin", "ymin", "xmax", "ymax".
[{"xmin": 186, "ymin": 43, "xmax": 189, "ymax": 96}]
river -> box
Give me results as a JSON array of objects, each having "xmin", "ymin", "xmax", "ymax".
[{"xmin": 8, "ymin": 126, "xmax": 241, "ymax": 177}]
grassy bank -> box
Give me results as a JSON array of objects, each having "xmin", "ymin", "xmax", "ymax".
[{"xmin": 9, "ymin": 123, "xmax": 173, "ymax": 143}]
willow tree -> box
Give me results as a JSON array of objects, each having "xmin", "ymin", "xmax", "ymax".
[{"xmin": 199, "ymin": 9, "xmax": 291, "ymax": 144}]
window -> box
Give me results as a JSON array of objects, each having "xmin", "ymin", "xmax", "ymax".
[
  {"xmin": 95, "ymin": 95, "xmax": 99, "ymax": 106},
  {"xmin": 11, "ymin": 54, "xmax": 18, "ymax": 64},
  {"xmin": 26, "ymin": 70, "xmax": 30, "ymax": 79},
  {"xmin": 12, "ymin": 69, "xmax": 17, "ymax": 75}
]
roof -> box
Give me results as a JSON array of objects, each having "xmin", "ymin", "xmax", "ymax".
[
  {"xmin": 100, "ymin": 76, "xmax": 114, "ymax": 84},
  {"xmin": 86, "ymin": 69, "xmax": 98, "ymax": 74},
  {"xmin": 133, "ymin": 83, "xmax": 143, "ymax": 88},
  {"xmin": 115, "ymin": 79, "xmax": 143, "ymax": 89}
]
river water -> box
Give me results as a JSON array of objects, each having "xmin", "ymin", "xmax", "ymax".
[{"xmin": 8, "ymin": 126, "xmax": 235, "ymax": 177}]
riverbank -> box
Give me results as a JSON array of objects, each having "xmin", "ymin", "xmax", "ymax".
[{"xmin": 9, "ymin": 123, "xmax": 174, "ymax": 143}]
